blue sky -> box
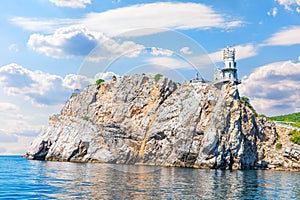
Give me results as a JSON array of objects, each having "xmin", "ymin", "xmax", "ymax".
[{"xmin": 0, "ymin": 0, "xmax": 300, "ymax": 154}]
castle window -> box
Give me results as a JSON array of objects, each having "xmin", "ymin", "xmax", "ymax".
[{"xmin": 229, "ymin": 62, "xmax": 231, "ymax": 68}]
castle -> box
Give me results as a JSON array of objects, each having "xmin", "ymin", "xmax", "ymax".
[{"xmin": 214, "ymin": 47, "xmax": 240, "ymax": 85}]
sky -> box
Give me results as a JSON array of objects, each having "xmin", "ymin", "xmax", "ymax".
[{"xmin": 0, "ymin": 0, "xmax": 300, "ymax": 155}]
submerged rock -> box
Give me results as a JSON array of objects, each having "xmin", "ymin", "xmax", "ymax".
[{"xmin": 25, "ymin": 74, "xmax": 300, "ymax": 170}]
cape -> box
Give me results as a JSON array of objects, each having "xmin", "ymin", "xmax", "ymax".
[{"xmin": 25, "ymin": 74, "xmax": 300, "ymax": 170}]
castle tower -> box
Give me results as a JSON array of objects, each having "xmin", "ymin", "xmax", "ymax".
[
  {"xmin": 222, "ymin": 47, "xmax": 237, "ymax": 80},
  {"xmin": 214, "ymin": 47, "xmax": 240, "ymax": 85}
]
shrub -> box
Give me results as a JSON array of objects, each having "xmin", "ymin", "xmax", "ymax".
[
  {"xmin": 288, "ymin": 129, "xmax": 297, "ymax": 136},
  {"xmin": 83, "ymin": 116, "xmax": 89, "ymax": 121},
  {"xmin": 289, "ymin": 129, "xmax": 300, "ymax": 145},
  {"xmin": 96, "ymin": 78, "xmax": 105, "ymax": 86},
  {"xmin": 240, "ymin": 96, "xmax": 258, "ymax": 117},
  {"xmin": 275, "ymin": 143, "xmax": 282, "ymax": 150},
  {"xmin": 71, "ymin": 93, "xmax": 78, "ymax": 98},
  {"xmin": 154, "ymin": 74, "xmax": 163, "ymax": 82}
]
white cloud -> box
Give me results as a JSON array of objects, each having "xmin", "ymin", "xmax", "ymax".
[
  {"xmin": 151, "ymin": 47, "xmax": 173, "ymax": 56},
  {"xmin": 62, "ymin": 72, "xmax": 117, "ymax": 90},
  {"xmin": 0, "ymin": 63, "xmax": 119, "ymax": 106},
  {"xmin": 80, "ymin": 2, "xmax": 243, "ymax": 37},
  {"xmin": 208, "ymin": 44, "xmax": 257, "ymax": 63},
  {"xmin": 180, "ymin": 47, "xmax": 192, "ymax": 55},
  {"xmin": 27, "ymin": 26, "xmax": 98, "ymax": 59},
  {"xmin": 86, "ymin": 37, "xmax": 144, "ymax": 62},
  {"xmin": 8, "ymin": 44, "xmax": 19, "ymax": 52},
  {"xmin": 297, "ymin": 7, "xmax": 300, "ymax": 12},
  {"xmin": 0, "ymin": 103, "xmax": 41, "ymax": 147},
  {"xmin": 276, "ymin": 0, "xmax": 300, "ymax": 11},
  {"xmin": 263, "ymin": 26, "xmax": 300, "ymax": 46},
  {"xmin": 239, "ymin": 60, "xmax": 300, "ymax": 116},
  {"xmin": 0, "ymin": 63, "xmax": 69, "ymax": 106},
  {"xmin": 62, "ymin": 74, "xmax": 91, "ymax": 90},
  {"xmin": 94, "ymin": 72, "xmax": 118, "ymax": 81},
  {"xmin": 27, "ymin": 26, "xmax": 144, "ymax": 60},
  {"xmin": 267, "ymin": 7, "xmax": 278, "ymax": 16},
  {"xmin": 10, "ymin": 17, "xmax": 76, "ymax": 33},
  {"xmin": 0, "ymin": 63, "xmax": 76, "ymax": 106},
  {"xmin": 49, "ymin": 0, "xmax": 91, "ymax": 8},
  {"xmin": 11, "ymin": 2, "xmax": 242, "ymax": 36}
]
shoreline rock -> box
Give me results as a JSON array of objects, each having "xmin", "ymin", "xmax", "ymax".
[{"xmin": 24, "ymin": 74, "xmax": 300, "ymax": 171}]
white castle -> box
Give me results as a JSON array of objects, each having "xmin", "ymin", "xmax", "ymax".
[{"xmin": 214, "ymin": 47, "xmax": 240, "ymax": 85}]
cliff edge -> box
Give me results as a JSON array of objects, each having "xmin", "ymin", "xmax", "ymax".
[{"xmin": 25, "ymin": 74, "xmax": 300, "ymax": 170}]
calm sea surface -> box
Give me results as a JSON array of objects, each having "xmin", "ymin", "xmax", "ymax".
[{"xmin": 0, "ymin": 156, "xmax": 299, "ymax": 199}]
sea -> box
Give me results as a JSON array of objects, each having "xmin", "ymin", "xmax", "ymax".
[{"xmin": 0, "ymin": 156, "xmax": 299, "ymax": 199}]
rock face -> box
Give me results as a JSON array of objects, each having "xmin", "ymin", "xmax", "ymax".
[{"xmin": 25, "ymin": 74, "xmax": 300, "ymax": 170}]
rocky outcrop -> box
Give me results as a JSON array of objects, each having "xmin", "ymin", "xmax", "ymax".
[
  {"xmin": 256, "ymin": 123, "xmax": 300, "ymax": 171},
  {"xmin": 25, "ymin": 74, "xmax": 300, "ymax": 170}
]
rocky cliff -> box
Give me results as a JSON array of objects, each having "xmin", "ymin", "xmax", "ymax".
[{"xmin": 25, "ymin": 74, "xmax": 300, "ymax": 170}]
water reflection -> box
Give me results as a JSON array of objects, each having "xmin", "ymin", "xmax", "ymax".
[{"xmin": 31, "ymin": 160, "xmax": 300, "ymax": 199}]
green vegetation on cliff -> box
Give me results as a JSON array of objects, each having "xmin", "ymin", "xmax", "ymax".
[
  {"xmin": 269, "ymin": 112, "xmax": 300, "ymax": 128},
  {"xmin": 96, "ymin": 78, "xmax": 105, "ymax": 86},
  {"xmin": 240, "ymin": 96, "xmax": 258, "ymax": 117},
  {"xmin": 289, "ymin": 129, "xmax": 300, "ymax": 145},
  {"xmin": 154, "ymin": 74, "xmax": 163, "ymax": 82}
]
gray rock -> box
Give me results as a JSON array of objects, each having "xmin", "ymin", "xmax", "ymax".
[{"xmin": 24, "ymin": 74, "xmax": 299, "ymax": 170}]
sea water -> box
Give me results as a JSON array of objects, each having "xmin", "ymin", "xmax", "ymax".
[{"xmin": 0, "ymin": 156, "xmax": 299, "ymax": 199}]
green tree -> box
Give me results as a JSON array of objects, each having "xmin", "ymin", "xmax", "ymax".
[
  {"xmin": 154, "ymin": 74, "xmax": 163, "ymax": 82},
  {"xmin": 96, "ymin": 78, "xmax": 105, "ymax": 86}
]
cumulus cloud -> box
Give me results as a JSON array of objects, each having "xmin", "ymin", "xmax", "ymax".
[
  {"xmin": 0, "ymin": 63, "xmax": 69, "ymax": 106},
  {"xmin": 239, "ymin": 60, "xmax": 300, "ymax": 116},
  {"xmin": 180, "ymin": 47, "xmax": 192, "ymax": 55},
  {"xmin": 263, "ymin": 26, "xmax": 300, "ymax": 46},
  {"xmin": 0, "ymin": 63, "xmax": 118, "ymax": 106},
  {"xmin": 62, "ymin": 74, "xmax": 91, "ymax": 90},
  {"xmin": 151, "ymin": 47, "xmax": 173, "ymax": 56},
  {"xmin": 86, "ymin": 36, "xmax": 144, "ymax": 62},
  {"xmin": 27, "ymin": 26, "xmax": 144, "ymax": 60},
  {"xmin": 27, "ymin": 26, "xmax": 98, "ymax": 59},
  {"xmin": 267, "ymin": 7, "xmax": 278, "ymax": 16},
  {"xmin": 62, "ymin": 72, "xmax": 117, "ymax": 90},
  {"xmin": 49, "ymin": 0, "xmax": 91, "ymax": 8},
  {"xmin": 276, "ymin": 0, "xmax": 300, "ymax": 11},
  {"xmin": 11, "ymin": 2, "xmax": 242, "ymax": 36}
]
